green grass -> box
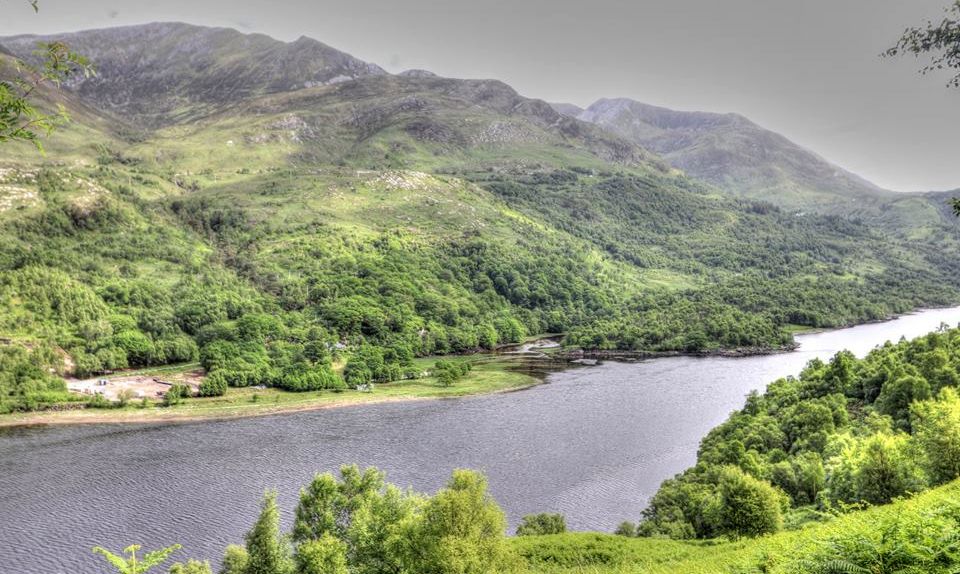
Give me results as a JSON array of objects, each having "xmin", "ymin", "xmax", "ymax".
[
  {"xmin": 512, "ymin": 480, "xmax": 960, "ymax": 573},
  {"xmin": 0, "ymin": 356, "xmax": 537, "ymax": 426}
]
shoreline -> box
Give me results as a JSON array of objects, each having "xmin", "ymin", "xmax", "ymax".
[
  {"xmin": 0, "ymin": 361, "xmax": 548, "ymax": 429},
  {"xmin": 4, "ymin": 305, "xmax": 957, "ymax": 429}
]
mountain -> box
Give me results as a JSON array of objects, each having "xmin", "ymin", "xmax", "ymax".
[
  {"xmin": 550, "ymin": 102, "xmax": 584, "ymax": 117},
  {"xmin": 565, "ymin": 98, "xmax": 890, "ymax": 207},
  {"xmin": 0, "ymin": 23, "xmax": 957, "ymax": 413},
  {"xmin": 0, "ymin": 22, "xmax": 387, "ymax": 128},
  {"xmin": 560, "ymin": 97, "xmax": 960, "ymax": 238}
]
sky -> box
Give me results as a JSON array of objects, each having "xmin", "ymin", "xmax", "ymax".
[{"xmin": 2, "ymin": 0, "xmax": 959, "ymax": 191}]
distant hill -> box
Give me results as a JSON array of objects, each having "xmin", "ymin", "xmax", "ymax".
[
  {"xmin": 550, "ymin": 102, "xmax": 584, "ymax": 118},
  {"xmin": 558, "ymin": 97, "xmax": 958, "ymax": 235},
  {"xmin": 561, "ymin": 98, "xmax": 890, "ymax": 208}
]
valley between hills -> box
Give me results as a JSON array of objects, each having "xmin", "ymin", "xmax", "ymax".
[{"xmin": 3, "ymin": 19, "xmax": 960, "ymax": 574}]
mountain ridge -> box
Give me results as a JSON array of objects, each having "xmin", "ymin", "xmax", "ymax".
[
  {"xmin": 559, "ymin": 97, "xmax": 901, "ymax": 209},
  {"xmin": 0, "ymin": 22, "xmax": 388, "ymax": 128}
]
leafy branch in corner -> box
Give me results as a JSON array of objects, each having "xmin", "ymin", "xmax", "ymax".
[
  {"xmin": 885, "ymin": 1, "xmax": 960, "ymax": 87},
  {"xmin": 887, "ymin": 2, "xmax": 960, "ymax": 216},
  {"xmin": 0, "ymin": 0, "xmax": 95, "ymax": 151}
]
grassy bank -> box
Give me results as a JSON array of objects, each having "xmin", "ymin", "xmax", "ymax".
[
  {"xmin": 512, "ymin": 479, "xmax": 960, "ymax": 573},
  {"xmin": 0, "ymin": 356, "xmax": 540, "ymax": 427}
]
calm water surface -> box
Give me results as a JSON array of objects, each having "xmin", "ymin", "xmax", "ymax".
[{"xmin": 4, "ymin": 307, "xmax": 960, "ymax": 573}]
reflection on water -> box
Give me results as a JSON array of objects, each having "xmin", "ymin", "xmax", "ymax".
[{"xmin": 3, "ymin": 307, "xmax": 960, "ymax": 574}]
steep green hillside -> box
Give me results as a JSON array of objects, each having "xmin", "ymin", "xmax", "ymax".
[
  {"xmin": 0, "ymin": 24, "xmax": 957, "ymax": 413},
  {"xmin": 635, "ymin": 325, "xmax": 960, "ymax": 544}
]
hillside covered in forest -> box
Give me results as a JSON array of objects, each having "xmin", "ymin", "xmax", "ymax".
[{"xmin": 0, "ymin": 23, "xmax": 958, "ymax": 414}]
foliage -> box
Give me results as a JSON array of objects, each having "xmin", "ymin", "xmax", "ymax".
[
  {"xmin": 241, "ymin": 491, "xmax": 292, "ymax": 574},
  {"xmin": 516, "ymin": 513, "xmax": 567, "ymax": 536},
  {"xmin": 640, "ymin": 327, "xmax": 960, "ymax": 539},
  {"xmin": 168, "ymin": 559, "xmax": 212, "ymax": 574},
  {"xmin": 886, "ymin": 1, "xmax": 960, "ymax": 87},
  {"xmin": 91, "ymin": 544, "xmax": 181, "ymax": 574},
  {"xmin": 0, "ymin": 38, "xmax": 94, "ymax": 150},
  {"xmin": 783, "ymin": 503, "xmax": 960, "ymax": 574}
]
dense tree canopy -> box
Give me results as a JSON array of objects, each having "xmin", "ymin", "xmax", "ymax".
[{"xmin": 637, "ymin": 326, "xmax": 960, "ymax": 540}]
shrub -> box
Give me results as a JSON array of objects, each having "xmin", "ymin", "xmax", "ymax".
[
  {"xmin": 614, "ymin": 521, "xmax": 637, "ymax": 537},
  {"xmin": 198, "ymin": 372, "xmax": 228, "ymax": 397},
  {"xmin": 516, "ymin": 513, "xmax": 566, "ymax": 536},
  {"xmin": 710, "ymin": 466, "xmax": 788, "ymax": 539}
]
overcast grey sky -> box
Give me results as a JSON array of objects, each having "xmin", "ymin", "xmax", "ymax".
[{"xmin": 2, "ymin": 0, "xmax": 958, "ymax": 191}]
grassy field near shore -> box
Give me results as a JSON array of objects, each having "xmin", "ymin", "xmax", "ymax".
[
  {"xmin": 511, "ymin": 479, "xmax": 960, "ymax": 574},
  {"xmin": 0, "ymin": 356, "xmax": 541, "ymax": 427}
]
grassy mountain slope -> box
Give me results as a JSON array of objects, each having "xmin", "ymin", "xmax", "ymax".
[{"xmin": 0, "ymin": 23, "xmax": 957, "ymax": 411}]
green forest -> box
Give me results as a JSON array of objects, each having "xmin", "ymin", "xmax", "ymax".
[
  {"xmin": 1, "ymin": 159, "xmax": 957, "ymax": 413},
  {"xmin": 1, "ymin": 15, "xmax": 958, "ymax": 414},
  {"xmin": 636, "ymin": 325, "xmax": 960, "ymax": 540}
]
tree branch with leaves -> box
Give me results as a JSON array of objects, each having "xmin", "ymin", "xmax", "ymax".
[
  {"xmin": 92, "ymin": 544, "xmax": 182, "ymax": 574},
  {"xmin": 0, "ymin": 0, "xmax": 95, "ymax": 151},
  {"xmin": 887, "ymin": 2, "xmax": 960, "ymax": 215},
  {"xmin": 886, "ymin": 1, "xmax": 960, "ymax": 87}
]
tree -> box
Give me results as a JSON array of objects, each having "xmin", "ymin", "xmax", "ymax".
[
  {"xmin": 92, "ymin": 544, "xmax": 181, "ymax": 574},
  {"xmin": 825, "ymin": 432, "xmax": 927, "ymax": 505},
  {"xmin": 243, "ymin": 491, "xmax": 292, "ymax": 574},
  {"xmin": 0, "ymin": 2, "xmax": 94, "ymax": 150},
  {"xmin": 911, "ymin": 388, "xmax": 960, "ymax": 485},
  {"xmin": 434, "ymin": 359, "xmax": 470, "ymax": 387},
  {"xmin": 709, "ymin": 466, "xmax": 788, "ymax": 539},
  {"xmin": 887, "ymin": 1, "xmax": 960, "ymax": 88},
  {"xmin": 295, "ymin": 535, "xmax": 348, "ymax": 574},
  {"xmin": 515, "ymin": 513, "xmax": 566, "ymax": 536},
  {"xmin": 877, "ymin": 375, "xmax": 931, "ymax": 431},
  {"xmin": 614, "ymin": 521, "xmax": 637, "ymax": 537},
  {"xmin": 219, "ymin": 545, "xmax": 249, "ymax": 574},
  {"xmin": 396, "ymin": 469, "xmax": 515, "ymax": 574},
  {"xmin": 116, "ymin": 387, "xmax": 135, "ymax": 407},
  {"xmin": 292, "ymin": 465, "xmax": 414, "ymax": 574},
  {"xmin": 169, "ymin": 559, "xmax": 213, "ymax": 574},
  {"xmin": 198, "ymin": 371, "xmax": 228, "ymax": 397}
]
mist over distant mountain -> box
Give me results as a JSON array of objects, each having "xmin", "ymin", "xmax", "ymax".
[{"xmin": 560, "ymin": 98, "xmax": 891, "ymax": 209}]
